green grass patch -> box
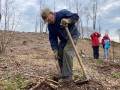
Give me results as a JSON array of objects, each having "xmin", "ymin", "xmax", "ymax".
[
  {"xmin": 49, "ymin": 72, "xmax": 58, "ymax": 77},
  {"xmin": 73, "ymin": 68, "xmax": 81, "ymax": 72},
  {"xmin": 41, "ymin": 60, "xmax": 48, "ymax": 65},
  {"xmin": 94, "ymin": 59, "xmax": 105, "ymax": 64},
  {"xmin": 111, "ymin": 74, "xmax": 120, "ymax": 78},
  {"xmin": 0, "ymin": 74, "xmax": 27, "ymax": 90},
  {"xmin": 73, "ymin": 75, "xmax": 85, "ymax": 79}
]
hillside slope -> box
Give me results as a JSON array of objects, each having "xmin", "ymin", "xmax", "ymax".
[{"xmin": 0, "ymin": 31, "xmax": 120, "ymax": 90}]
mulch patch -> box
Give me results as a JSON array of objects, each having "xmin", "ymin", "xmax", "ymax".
[{"xmin": 96, "ymin": 65, "xmax": 113, "ymax": 74}]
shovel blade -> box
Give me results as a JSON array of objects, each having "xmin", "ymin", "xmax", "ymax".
[{"xmin": 74, "ymin": 75, "xmax": 91, "ymax": 84}]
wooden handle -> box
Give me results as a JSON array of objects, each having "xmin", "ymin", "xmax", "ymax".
[
  {"xmin": 110, "ymin": 46, "xmax": 113, "ymax": 60},
  {"xmin": 65, "ymin": 27, "xmax": 87, "ymax": 76},
  {"xmin": 105, "ymin": 41, "xmax": 107, "ymax": 60}
]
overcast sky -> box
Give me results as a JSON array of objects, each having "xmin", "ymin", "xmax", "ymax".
[{"xmin": 0, "ymin": 0, "xmax": 120, "ymax": 42}]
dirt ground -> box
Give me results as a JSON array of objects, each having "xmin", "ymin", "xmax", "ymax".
[{"xmin": 0, "ymin": 31, "xmax": 120, "ymax": 90}]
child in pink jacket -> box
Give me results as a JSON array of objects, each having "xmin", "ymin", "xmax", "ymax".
[{"xmin": 101, "ymin": 33, "xmax": 111, "ymax": 60}]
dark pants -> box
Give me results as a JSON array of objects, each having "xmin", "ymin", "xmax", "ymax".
[{"xmin": 92, "ymin": 46, "xmax": 99, "ymax": 59}]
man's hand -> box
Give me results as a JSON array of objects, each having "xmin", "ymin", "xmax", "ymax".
[
  {"xmin": 53, "ymin": 49, "xmax": 60, "ymax": 60},
  {"xmin": 60, "ymin": 18, "xmax": 71, "ymax": 27}
]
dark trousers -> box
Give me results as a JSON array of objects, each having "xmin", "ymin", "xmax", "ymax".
[{"xmin": 92, "ymin": 46, "xmax": 99, "ymax": 59}]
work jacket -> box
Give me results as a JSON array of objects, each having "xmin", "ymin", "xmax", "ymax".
[
  {"xmin": 48, "ymin": 9, "xmax": 80, "ymax": 50},
  {"xmin": 90, "ymin": 32, "xmax": 101, "ymax": 46}
]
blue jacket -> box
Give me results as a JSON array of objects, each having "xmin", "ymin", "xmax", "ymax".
[{"xmin": 48, "ymin": 9, "xmax": 80, "ymax": 50}]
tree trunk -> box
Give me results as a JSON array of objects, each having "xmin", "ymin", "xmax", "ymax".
[{"xmin": 0, "ymin": 0, "xmax": 1, "ymax": 22}]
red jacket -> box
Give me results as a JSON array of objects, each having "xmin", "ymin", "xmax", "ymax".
[
  {"xmin": 91, "ymin": 32, "xmax": 101, "ymax": 46},
  {"xmin": 101, "ymin": 36, "xmax": 111, "ymax": 45}
]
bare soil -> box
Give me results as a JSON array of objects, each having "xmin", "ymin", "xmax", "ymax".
[{"xmin": 0, "ymin": 31, "xmax": 120, "ymax": 90}]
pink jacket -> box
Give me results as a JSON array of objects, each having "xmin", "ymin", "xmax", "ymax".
[{"xmin": 101, "ymin": 36, "xmax": 111, "ymax": 45}]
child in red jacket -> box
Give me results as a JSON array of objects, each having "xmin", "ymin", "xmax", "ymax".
[{"xmin": 101, "ymin": 33, "xmax": 111, "ymax": 60}]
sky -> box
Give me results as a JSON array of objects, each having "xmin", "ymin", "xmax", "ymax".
[{"xmin": 0, "ymin": 0, "xmax": 120, "ymax": 42}]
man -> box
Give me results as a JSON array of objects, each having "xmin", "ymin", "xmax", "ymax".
[
  {"xmin": 90, "ymin": 31, "xmax": 101, "ymax": 60},
  {"xmin": 41, "ymin": 8, "xmax": 80, "ymax": 82},
  {"xmin": 101, "ymin": 33, "xmax": 111, "ymax": 60}
]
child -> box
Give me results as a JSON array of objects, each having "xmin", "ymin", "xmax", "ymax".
[{"xmin": 101, "ymin": 33, "xmax": 111, "ymax": 60}]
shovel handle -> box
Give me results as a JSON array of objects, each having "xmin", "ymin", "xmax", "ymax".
[{"xmin": 65, "ymin": 27, "xmax": 87, "ymax": 76}]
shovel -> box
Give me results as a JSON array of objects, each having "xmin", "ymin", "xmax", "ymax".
[{"xmin": 65, "ymin": 27, "xmax": 91, "ymax": 83}]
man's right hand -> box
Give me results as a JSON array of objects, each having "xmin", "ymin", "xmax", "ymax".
[
  {"xmin": 53, "ymin": 49, "xmax": 60, "ymax": 60},
  {"xmin": 60, "ymin": 18, "xmax": 71, "ymax": 27}
]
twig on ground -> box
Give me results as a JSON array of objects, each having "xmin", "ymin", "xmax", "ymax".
[
  {"xmin": 30, "ymin": 75, "xmax": 48, "ymax": 90},
  {"xmin": 24, "ymin": 74, "xmax": 59, "ymax": 85},
  {"xmin": 44, "ymin": 81, "xmax": 59, "ymax": 89}
]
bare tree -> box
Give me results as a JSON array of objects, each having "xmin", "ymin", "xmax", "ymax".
[
  {"xmin": 73, "ymin": 0, "xmax": 83, "ymax": 28},
  {"xmin": 106, "ymin": 29, "xmax": 109, "ymax": 34},
  {"xmin": 3, "ymin": 0, "xmax": 15, "ymax": 30},
  {"xmin": 13, "ymin": 13, "xmax": 22, "ymax": 31},
  {"xmin": 92, "ymin": 0, "xmax": 98, "ymax": 31},
  {"xmin": 116, "ymin": 29, "xmax": 120, "ymax": 42},
  {"xmin": 90, "ymin": 0, "xmax": 105, "ymax": 31},
  {"xmin": 7, "ymin": 2, "xmax": 15, "ymax": 31},
  {"xmin": 39, "ymin": 0, "xmax": 47, "ymax": 33},
  {"xmin": 97, "ymin": 9, "xmax": 107, "ymax": 34},
  {"xmin": 54, "ymin": 0, "xmax": 55, "ymax": 12},
  {"xmin": 65, "ymin": 0, "xmax": 71, "ymax": 10},
  {"xmin": 97, "ymin": 15, "xmax": 101, "ymax": 34},
  {"xmin": 4, "ymin": 0, "xmax": 8, "ymax": 30},
  {"xmin": 60, "ymin": 0, "xmax": 71, "ymax": 10},
  {"xmin": 35, "ymin": 15, "xmax": 39, "ymax": 33},
  {"xmin": 74, "ymin": 0, "xmax": 79, "ymax": 28},
  {"xmin": 39, "ymin": 0, "xmax": 42, "ymax": 33},
  {"xmin": 80, "ymin": 16, "xmax": 84, "ymax": 38},
  {"xmin": 0, "ymin": 0, "xmax": 19, "ymax": 54},
  {"xmin": 11, "ymin": 6, "xmax": 15, "ymax": 31},
  {"xmin": 0, "ymin": 0, "xmax": 1, "ymax": 22},
  {"xmin": 73, "ymin": 0, "xmax": 85, "ymax": 38},
  {"xmin": 46, "ymin": 24, "xmax": 48, "ymax": 34},
  {"xmin": 84, "ymin": 6, "xmax": 91, "ymax": 38},
  {"xmin": 0, "ymin": 0, "xmax": 9, "ymax": 53}
]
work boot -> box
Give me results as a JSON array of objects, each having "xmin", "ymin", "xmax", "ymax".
[{"xmin": 58, "ymin": 77, "xmax": 74, "ymax": 83}]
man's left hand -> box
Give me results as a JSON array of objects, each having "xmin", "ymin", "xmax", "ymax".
[
  {"xmin": 60, "ymin": 18, "xmax": 71, "ymax": 27},
  {"xmin": 53, "ymin": 49, "xmax": 60, "ymax": 60}
]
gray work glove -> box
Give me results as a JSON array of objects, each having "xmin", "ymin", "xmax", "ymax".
[
  {"xmin": 53, "ymin": 49, "xmax": 60, "ymax": 60},
  {"xmin": 60, "ymin": 18, "xmax": 71, "ymax": 27}
]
